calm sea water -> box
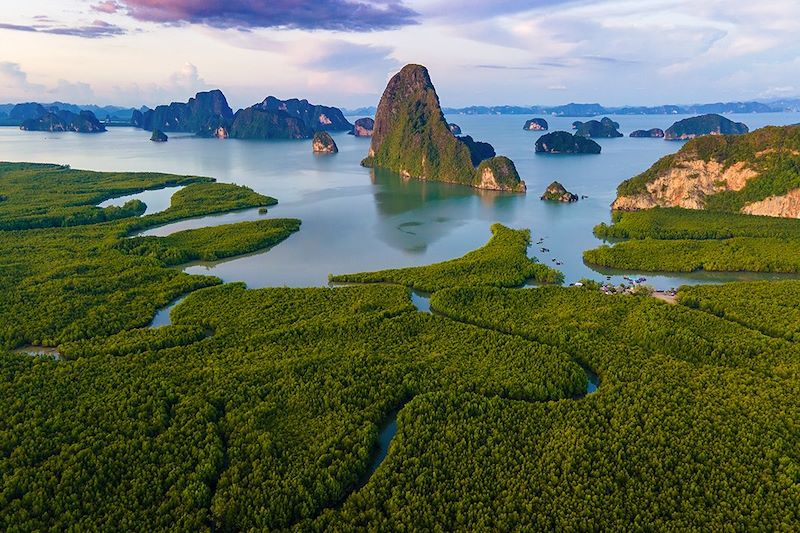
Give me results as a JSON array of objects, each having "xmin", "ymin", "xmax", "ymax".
[{"xmin": 1, "ymin": 112, "xmax": 798, "ymax": 290}]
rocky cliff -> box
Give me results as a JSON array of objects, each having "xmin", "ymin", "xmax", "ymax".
[
  {"xmin": 664, "ymin": 113, "xmax": 748, "ymax": 141},
  {"xmin": 140, "ymin": 90, "xmax": 233, "ymax": 137},
  {"xmin": 474, "ymin": 157, "xmax": 526, "ymax": 192},
  {"xmin": 257, "ymin": 96, "xmax": 352, "ymax": 132},
  {"xmin": 229, "ymin": 97, "xmax": 352, "ymax": 140},
  {"xmin": 131, "ymin": 109, "xmax": 145, "ymax": 128},
  {"xmin": 350, "ymin": 117, "xmax": 374, "ymax": 137},
  {"xmin": 228, "ymin": 107, "xmax": 312, "ymax": 140},
  {"xmin": 363, "ymin": 64, "xmax": 525, "ymax": 192},
  {"xmin": 612, "ymin": 125, "xmax": 800, "ymax": 217},
  {"xmin": 312, "ymin": 131, "xmax": 338, "ymax": 153}
]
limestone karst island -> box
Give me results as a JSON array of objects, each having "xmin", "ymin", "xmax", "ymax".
[{"xmin": 2, "ymin": 1, "xmax": 800, "ymax": 531}]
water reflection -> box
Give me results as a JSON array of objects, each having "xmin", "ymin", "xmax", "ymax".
[{"xmin": 369, "ymin": 167, "xmax": 525, "ymax": 254}]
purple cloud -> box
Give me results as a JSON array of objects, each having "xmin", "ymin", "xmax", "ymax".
[
  {"xmin": 91, "ymin": 1, "xmax": 123, "ymax": 14},
  {"xmin": 115, "ymin": 0, "xmax": 418, "ymax": 31},
  {"xmin": 0, "ymin": 19, "xmax": 126, "ymax": 38}
]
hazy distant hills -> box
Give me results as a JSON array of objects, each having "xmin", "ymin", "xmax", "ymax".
[
  {"xmin": 0, "ymin": 102, "xmax": 143, "ymax": 125},
  {"xmin": 440, "ymin": 101, "xmax": 800, "ymax": 116},
  {"xmin": 2, "ymin": 96, "xmax": 798, "ymax": 129},
  {"xmin": 346, "ymin": 99, "xmax": 800, "ymax": 117}
]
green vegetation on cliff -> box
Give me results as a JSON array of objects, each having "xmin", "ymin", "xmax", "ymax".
[
  {"xmin": 330, "ymin": 223, "xmax": 562, "ymax": 291},
  {"xmin": 228, "ymin": 106, "xmax": 311, "ymax": 140},
  {"xmin": 363, "ymin": 64, "xmax": 525, "ymax": 192},
  {"xmin": 473, "ymin": 156, "xmax": 526, "ymax": 191},
  {"xmin": 597, "ymin": 126, "xmax": 800, "ymax": 272},
  {"xmin": 616, "ymin": 125, "xmax": 800, "ymax": 210}
]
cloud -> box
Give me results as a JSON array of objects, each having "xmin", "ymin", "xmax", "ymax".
[
  {"xmin": 50, "ymin": 80, "xmax": 96, "ymax": 102},
  {"xmin": 114, "ymin": 0, "xmax": 419, "ymax": 31},
  {"xmin": 0, "ymin": 62, "xmax": 45, "ymax": 97},
  {"xmin": 414, "ymin": 0, "xmax": 588, "ymax": 22},
  {"xmin": 91, "ymin": 1, "xmax": 123, "ymax": 14},
  {"xmin": 0, "ymin": 62, "xmax": 96, "ymax": 103},
  {"xmin": 168, "ymin": 62, "xmax": 208, "ymax": 92},
  {"xmin": 474, "ymin": 64, "xmax": 543, "ymax": 71},
  {"xmin": 0, "ymin": 19, "xmax": 126, "ymax": 38},
  {"xmin": 110, "ymin": 62, "xmax": 211, "ymax": 107}
]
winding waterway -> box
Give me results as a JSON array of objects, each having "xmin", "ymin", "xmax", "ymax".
[{"xmin": 97, "ymin": 186, "xmax": 185, "ymax": 216}]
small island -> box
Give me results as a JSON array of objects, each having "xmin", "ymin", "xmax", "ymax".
[
  {"xmin": 574, "ymin": 117, "xmax": 622, "ymax": 138},
  {"xmin": 664, "ymin": 113, "xmax": 749, "ymax": 140},
  {"xmin": 630, "ymin": 128, "xmax": 665, "ymax": 138},
  {"xmin": 523, "ymin": 118, "xmax": 549, "ymax": 131},
  {"xmin": 535, "ymin": 131, "xmax": 602, "ymax": 154},
  {"xmin": 448, "ymin": 123, "xmax": 462, "ymax": 134},
  {"xmin": 541, "ymin": 181, "xmax": 578, "ymax": 202},
  {"xmin": 350, "ymin": 117, "xmax": 374, "ymax": 137},
  {"xmin": 312, "ymin": 131, "xmax": 338, "ymax": 153},
  {"xmin": 150, "ymin": 129, "xmax": 168, "ymax": 142}
]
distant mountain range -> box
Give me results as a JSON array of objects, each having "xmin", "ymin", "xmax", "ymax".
[
  {"xmin": 2, "ymin": 97, "xmax": 799, "ymax": 129},
  {"xmin": 345, "ymin": 99, "xmax": 800, "ymax": 117},
  {"xmin": 0, "ymin": 102, "xmax": 143, "ymax": 125}
]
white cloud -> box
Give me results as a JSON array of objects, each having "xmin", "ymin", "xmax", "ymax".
[{"xmin": 0, "ymin": 62, "xmax": 97, "ymax": 103}]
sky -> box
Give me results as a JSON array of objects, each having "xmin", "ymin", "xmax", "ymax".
[{"xmin": 0, "ymin": 0, "xmax": 799, "ymax": 110}]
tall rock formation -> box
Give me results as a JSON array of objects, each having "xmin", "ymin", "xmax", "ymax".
[
  {"xmin": 229, "ymin": 97, "xmax": 352, "ymax": 140},
  {"xmin": 228, "ymin": 107, "xmax": 312, "ymax": 140},
  {"xmin": 363, "ymin": 64, "xmax": 525, "ymax": 192},
  {"xmin": 140, "ymin": 90, "xmax": 234, "ymax": 137}
]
